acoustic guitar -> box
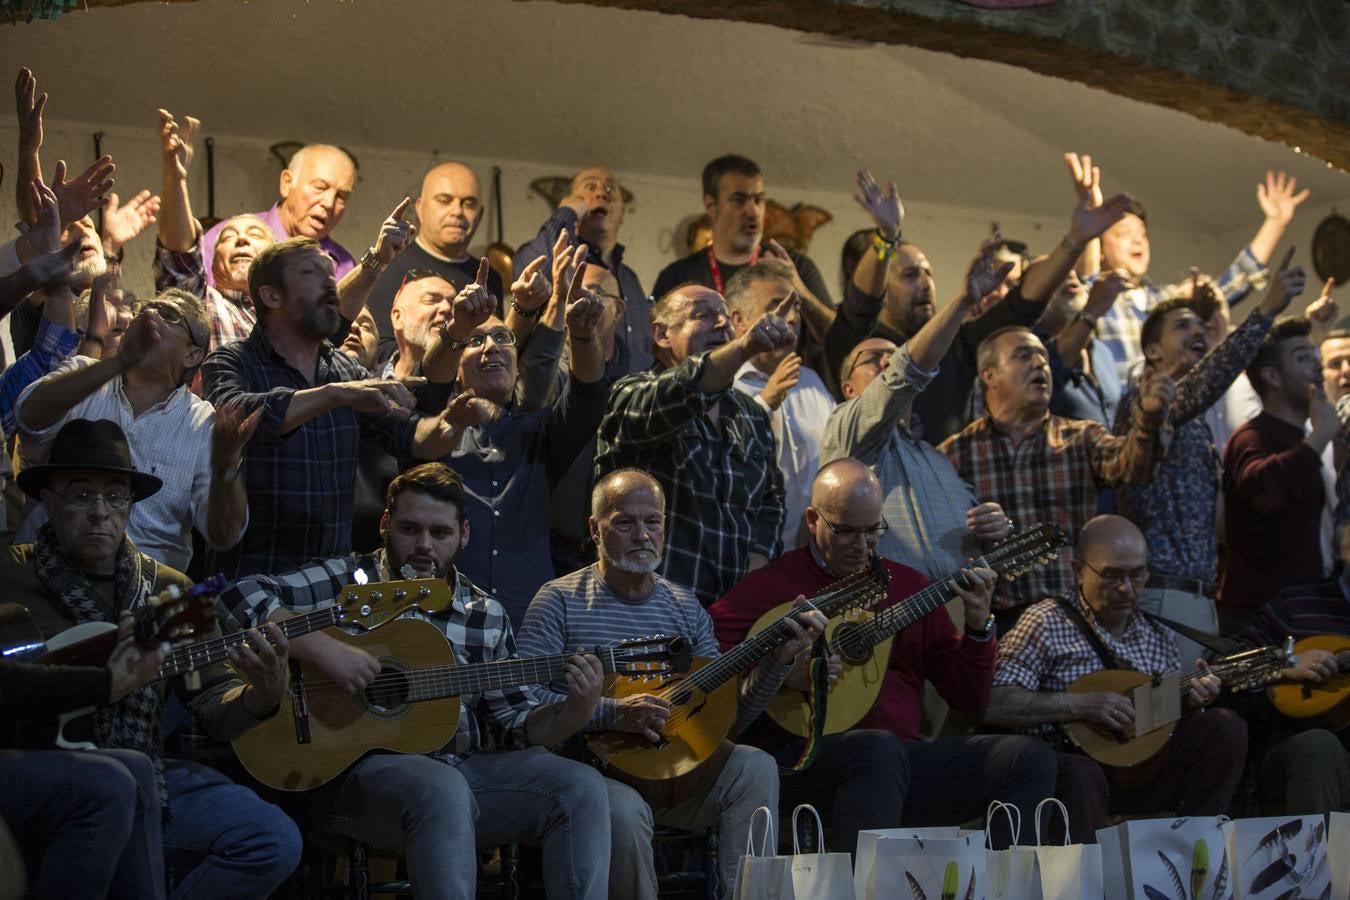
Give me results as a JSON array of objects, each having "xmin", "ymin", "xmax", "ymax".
[
  {"xmin": 12, "ymin": 577, "xmax": 449, "ymax": 749},
  {"xmin": 1269, "ymin": 635, "xmax": 1350, "ymax": 720},
  {"xmin": 754, "ymin": 524, "xmax": 1067, "ymax": 738},
  {"xmin": 233, "ymin": 617, "xmax": 685, "ymax": 791},
  {"xmin": 1062, "ymin": 640, "xmax": 1293, "ymax": 769},
  {"xmin": 585, "ymin": 559, "xmax": 890, "ymax": 799}
]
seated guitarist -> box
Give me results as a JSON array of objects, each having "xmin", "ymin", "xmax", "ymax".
[
  {"xmin": 710, "ymin": 458, "xmax": 1055, "ymax": 851},
  {"xmin": 1222, "ymin": 522, "xmax": 1350, "ymax": 814},
  {"xmin": 4, "ymin": 417, "xmax": 301, "ymax": 897},
  {"xmin": 985, "ymin": 515, "xmax": 1247, "ymax": 843},
  {"xmin": 216, "ymin": 461, "xmax": 613, "ymax": 900},
  {"xmin": 516, "ymin": 467, "xmax": 825, "ymax": 900}
]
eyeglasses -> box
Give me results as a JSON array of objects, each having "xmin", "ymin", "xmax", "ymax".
[
  {"xmin": 818, "ymin": 514, "xmax": 889, "ymax": 540},
  {"xmin": 142, "ymin": 301, "xmax": 205, "ymax": 350},
  {"xmin": 463, "ymin": 330, "xmax": 517, "ymax": 350},
  {"xmin": 1078, "ymin": 559, "xmax": 1149, "ymax": 586},
  {"xmin": 844, "ymin": 349, "xmax": 893, "ymax": 382},
  {"xmin": 49, "ymin": 488, "xmax": 131, "ymax": 511}
]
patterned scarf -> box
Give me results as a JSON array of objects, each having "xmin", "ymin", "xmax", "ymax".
[{"xmin": 33, "ymin": 523, "xmax": 166, "ymax": 803}]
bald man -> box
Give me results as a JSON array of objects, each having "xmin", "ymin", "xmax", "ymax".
[
  {"xmin": 200, "ymin": 143, "xmax": 358, "ymax": 290},
  {"xmin": 710, "ymin": 458, "xmax": 1054, "ymax": 851},
  {"xmin": 367, "ymin": 162, "xmax": 505, "ymax": 360},
  {"xmin": 514, "ymin": 165, "xmax": 652, "ymax": 373},
  {"xmin": 986, "ymin": 515, "xmax": 1247, "ymax": 843}
]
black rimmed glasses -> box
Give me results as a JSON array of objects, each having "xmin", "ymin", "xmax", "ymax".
[{"xmin": 818, "ymin": 515, "xmax": 889, "ymax": 540}]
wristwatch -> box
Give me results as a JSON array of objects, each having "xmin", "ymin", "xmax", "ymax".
[
  {"xmin": 1072, "ymin": 311, "xmax": 1099, "ymax": 328},
  {"xmin": 359, "ymin": 247, "xmax": 387, "ymax": 272},
  {"xmin": 965, "ymin": 614, "xmax": 996, "ymax": 640}
]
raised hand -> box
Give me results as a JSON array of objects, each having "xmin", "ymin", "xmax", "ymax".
[
  {"xmin": 51, "ymin": 157, "xmax": 116, "ymax": 228},
  {"xmin": 564, "ymin": 263, "xmax": 604, "ymax": 339},
  {"xmin": 16, "ymin": 179, "xmax": 61, "ymax": 255},
  {"xmin": 1257, "ymin": 245, "xmax": 1306, "ymax": 319},
  {"xmin": 211, "ymin": 402, "xmax": 264, "ymax": 473},
  {"xmin": 759, "ymin": 351, "xmax": 801, "ymax": 410},
  {"xmin": 742, "ymin": 292, "xmax": 799, "ymax": 356},
  {"xmin": 964, "ymin": 247, "xmax": 1016, "ymax": 305},
  {"xmin": 1257, "ymin": 170, "xmax": 1310, "ymax": 226},
  {"xmin": 158, "ymin": 108, "xmax": 200, "ymax": 180},
  {"xmin": 852, "ymin": 168, "xmax": 903, "ymax": 239},
  {"xmin": 374, "ymin": 197, "xmax": 417, "ymax": 264},
  {"xmin": 510, "ymin": 255, "xmax": 550, "ymax": 315},
  {"xmin": 15, "ymin": 67, "xmax": 44, "ymax": 153},
  {"xmin": 1063, "ymin": 151, "xmax": 1103, "ymax": 207},
  {"xmin": 1083, "ymin": 271, "xmax": 1131, "ymax": 318},
  {"xmin": 447, "ymin": 258, "xmax": 495, "ymax": 342},
  {"xmin": 102, "ymin": 189, "xmax": 161, "ymax": 254},
  {"xmin": 1309, "ymin": 383, "xmax": 1339, "ymax": 450},
  {"xmin": 1307, "ymin": 277, "xmax": 1338, "ymax": 346},
  {"xmin": 1138, "ymin": 365, "xmax": 1175, "ymax": 417},
  {"xmin": 1069, "ymin": 192, "xmax": 1134, "ymax": 246}
]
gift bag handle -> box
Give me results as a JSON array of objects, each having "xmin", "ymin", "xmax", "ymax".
[
  {"xmin": 745, "ymin": 805, "xmax": 775, "ymax": 858},
  {"xmin": 986, "ymin": 800, "xmax": 1022, "ymax": 848},
  {"xmin": 1034, "ymin": 798, "xmax": 1072, "ymax": 847},
  {"xmin": 791, "ymin": 804, "xmax": 828, "ymax": 856}
]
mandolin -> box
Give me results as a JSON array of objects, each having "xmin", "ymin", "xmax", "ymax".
[
  {"xmin": 754, "ymin": 524, "xmax": 1067, "ymax": 738},
  {"xmin": 1062, "ymin": 640, "xmax": 1293, "ymax": 769},
  {"xmin": 233, "ymin": 617, "xmax": 685, "ymax": 791},
  {"xmin": 585, "ymin": 559, "xmax": 890, "ymax": 799},
  {"xmin": 15, "ymin": 577, "xmax": 450, "ymax": 749},
  {"xmin": 1269, "ymin": 634, "xmax": 1350, "ymax": 719}
]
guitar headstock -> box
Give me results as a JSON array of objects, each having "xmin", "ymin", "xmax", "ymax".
[
  {"xmin": 336, "ymin": 578, "xmax": 453, "ymax": 631},
  {"xmin": 983, "ymin": 523, "xmax": 1069, "ymax": 581},
  {"xmin": 810, "ymin": 555, "xmax": 891, "ymax": 620},
  {"xmin": 600, "ymin": 634, "xmax": 691, "ymax": 679},
  {"xmin": 1215, "ymin": 639, "xmax": 1299, "ymax": 692},
  {"xmin": 132, "ymin": 574, "xmax": 226, "ymax": 648}
]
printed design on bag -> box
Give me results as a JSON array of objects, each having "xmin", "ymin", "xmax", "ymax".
[
  {"xmin": 1238, "ymin": 817, "xmax": 1328, "ymax": 899},
  {"xmin": 1144, "ymin": 839, "xmax": 1232, "ymax": 900}
]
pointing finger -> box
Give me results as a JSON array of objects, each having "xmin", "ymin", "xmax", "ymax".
[
  {"xmin": 567, "ymin": 260, "xmax": 588, "ymax": 302},
  {"xmin": 475, "ymin": 256, "xmax": 489, "ymax": 286},
  {"xmin": 390, "ymin": 196, "xmax": 411, "ymax": 221}
]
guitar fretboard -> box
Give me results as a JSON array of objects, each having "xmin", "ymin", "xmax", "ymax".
[
  {"xmin": 157, "ymin": 607, "xmax": 344, "ymax": 681},
  {"xmin": 365, "ymin": 646, "xmax": 632, "ymax": 702}
]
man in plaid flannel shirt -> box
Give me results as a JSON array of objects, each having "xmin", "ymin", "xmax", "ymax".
[
  {"xmin": 217, "ymin": 462, "xmax": 612, "ymax": 900},
  {"xmin": 594, "ymin": 283, "xmax": 795, "ymax": 606},
  {"xmin": 940, "ymin": 325, "xmax": 1172, "ymax": 633},
  {"xmin": 985, "ymin": 515, "xmax": 1246, "ymax": 843}
]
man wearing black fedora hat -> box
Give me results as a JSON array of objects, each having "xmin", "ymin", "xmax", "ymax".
[{"xmin": 8, "ymin": 417, "xmax": 303, "ymax": 899}]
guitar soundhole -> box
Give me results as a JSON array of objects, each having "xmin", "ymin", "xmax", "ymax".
[
  {"xmin": 832, "ymin": 622, "xmax": 871, "ymax": 666},
  {"xmin": 362, "ymin": 665, "xmax": 412, "ymax": 717}
]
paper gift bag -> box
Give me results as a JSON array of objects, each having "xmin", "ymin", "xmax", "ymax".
[
  {"xmin": 856, "ymin": 827, "xmax": 984, "ymax": 900},
  {"xmin": 781, "ymin": 805, "xmax": 854, "ymax": 900},
  {"xmin": 1098, "ymin": 815, "xmax": 1230, "ymax": 900},
  {"xmin": 986, "ymin": 801, "xmax": 1041, "ymax": 900},
  {"xmin": 1329, "ymin": 812, "xmax": 1350, "ymax": 900},
  {"xmin": 735, "ymin": 806, "xmax": 782, "ymax": 900},
  {"xmin": 1222, "ymin": 814, "xmax": 1328, "ymax": 900},
  {"xmin": 1031, "ymin": 799, "xmax": 1102, "ymax": 900}
]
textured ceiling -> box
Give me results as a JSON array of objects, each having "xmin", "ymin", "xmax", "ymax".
[{"xmin": 3, "ymin": 0, "xmax": 1347, "ymax": 232}]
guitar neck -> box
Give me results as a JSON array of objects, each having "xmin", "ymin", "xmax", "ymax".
[
  {"xmin": 390, "ymin": 649, "xmax": 629, "ymax": 702},
  {"xmin": 848, "ymin": 555, "xmax": 989, "ymax": 652},
  {"xmin": 158, "ymin": 607, "xmax": 343, "ymax": 681}
]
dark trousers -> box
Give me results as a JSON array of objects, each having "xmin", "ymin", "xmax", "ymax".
[
  {"xmin": 0, "ymin": 747, "xmax": 165, "ymax": 900},
  {"xmin": 1054, "ymin": 706, "xmax": 1247, "ymax": 843},
  {"xmin": 777, "ymin": 730, "xmax": 1057, "ymax": 852}
]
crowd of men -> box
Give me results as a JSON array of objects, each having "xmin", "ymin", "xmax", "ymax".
[{"xmin": 5, "ymin": 64, "xmax": 1350, "ymax": 900}]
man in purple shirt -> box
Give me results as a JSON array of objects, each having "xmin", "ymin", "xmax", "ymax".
[{"xmin": 199, "ymin": 143, "xmax": 357, "ymax": 288}]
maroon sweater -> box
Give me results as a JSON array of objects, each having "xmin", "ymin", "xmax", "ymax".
[
  {"xmin": 708, "ymin": 547, "xmax": 995, "ymax": 742},
  {"xmin": 1220, "ymin": 412, "xmax": 1326, "ymax": 617}
]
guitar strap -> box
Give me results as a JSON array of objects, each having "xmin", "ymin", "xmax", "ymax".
[
  {"xmin": 1139, "ymin": 610, "xmax": 1240, "ymax": 656},
  {"xmin": 779, "ymin": 638, "xmax": 829, "ymax": 773},
  {"xmin": 1053, "ymin": 593, "xmax": 1131, "ymax": 672}
]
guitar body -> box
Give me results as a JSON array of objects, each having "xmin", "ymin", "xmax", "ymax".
[
  {"xmin": 586, "ymin": 658, "xmax": 737, "ymax": 797},
  {"xmin": 1061, "ymin": 670, "xmax": 1176, "ymax": 768},
  {"xmin": 1270, "ymin": 635, "xmax": 1350, "ymax": 719},
  {"xmin": 234, "ymin": 618, "xmax": 461, "ymax": 792},
  {"xmin": 756, "ymin": 603, "xmax": 892, "ymax": 737}
]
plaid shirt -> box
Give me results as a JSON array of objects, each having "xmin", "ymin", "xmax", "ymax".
[
  {"xmin": 1114, "ymin": 310, "xmax": 1273, "ymax": 580},
  {"xmin": 595, "ymin": 353, "xmax": 785, "ymax": 606},
  {"xmin": 819, "ymin": 344, "xmax": 981, "ymax": 581},
  {"xmin": 940, "ymin": 406, "xmax": 1167, "ymax": 611},
  {"xmin": 0, "ymin": 316, "xmax": 80, "ymax": 436},
  {"xmin": 200, "ymin": 327, "xmax": 419, "ymax": 578},
  {"xmin": 218, "ymin": 550, "xmax": 535, "ymax": 761},
  {"xmin": 1089, "ymin": 245, "xmax": 1267, "ymax": 384},
  {"xmin": 153, "ymin": 238, "xmax": 256, "ymax": 352},
  {"xmin": 994, "ymin": 591, "xmax": 1180, "ymax": 736}
]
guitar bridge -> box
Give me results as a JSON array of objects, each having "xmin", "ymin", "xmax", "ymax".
[{"xmin": 290, "ymin": 659, "xmax": 311, "ymax": 745}]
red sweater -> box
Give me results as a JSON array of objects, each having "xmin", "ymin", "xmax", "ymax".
[{"xmin": 708, "ymin": 548, "xmax": 996, "ymax": 742}]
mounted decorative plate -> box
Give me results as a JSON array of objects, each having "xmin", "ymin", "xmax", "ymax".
[{"xmin": 1313, "ymin": 213, "xmax": 1350, "ymax": 284}]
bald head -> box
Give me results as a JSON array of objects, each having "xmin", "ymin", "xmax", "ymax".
[
  {"xmin": 810, "ymin": 458, "xmax": 882, "ymax": 516},
  {"xmin": 592, "ymin": 468, "xmax": 666, "ymax": 520},
  {"xmin": 1076, "ymin": 515, "xmax": 1147, "ymax": 565},
  {"xmin": 277, "ymin": 144, "xmax": 356, "ymax": 240},
  {"xmin": 806, "ymin": 458, "xmax": 883, "ymax": 575},
  {"xmin": 417, "ymin": 162, "xmax": 483, "ymax": 257},
  {"xmin": 1074, "ymin": 515, "xmax": 1149, "ymax": 630}
]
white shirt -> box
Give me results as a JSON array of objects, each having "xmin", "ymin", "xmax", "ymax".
[
  {"xmin": 14, "ymin": 356, "xmax": 245, "ymax": 571},
  {"xmin": 733, "ymin": 361, "xmax": 835, "ymax": 550}
]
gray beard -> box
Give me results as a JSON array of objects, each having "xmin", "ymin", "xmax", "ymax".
[
  {"xmin": 603, "ymin": 548, "xmax": 661, "ymax": 574},
  {"xmin": 69, "ymin": 252, "xmax": 107, "ymax": 288}
]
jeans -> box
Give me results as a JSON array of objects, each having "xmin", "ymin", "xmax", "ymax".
[
  {"xmin": 0, "ymin": 747, "xmax": 164, "ymax": 899},
  {"xmin": 608, "ymin": 743, "xmax": 778, "ymax": 900},
  {"xmin": 1260, "ymin": 728, "xmax": 1350, "ymax": 814},
  {"xmin": 163, "ymin": 759, "xmax": 302, "ymax": 899},
  {"xmin": 313, "ymin": 748, "xmax": 610, "ymax": 900}
]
